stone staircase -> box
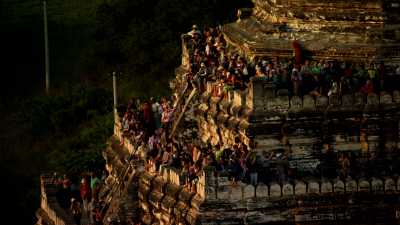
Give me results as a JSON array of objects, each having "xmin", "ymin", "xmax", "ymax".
[{"xmin": 100, "ymin": 137, "xmax": 143, "ymax": 225}]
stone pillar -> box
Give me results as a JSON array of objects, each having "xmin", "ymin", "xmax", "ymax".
[
  {"xmin": 247, "ymin": 78, "xmax": 269, "ymax": 116},
  {"xmin": 181, "ymin": 35, "xmax": 191, "ymax": 69},
  {"xmin": 198, "ymin": 166, "xmax": 217, "ymax": 201}
]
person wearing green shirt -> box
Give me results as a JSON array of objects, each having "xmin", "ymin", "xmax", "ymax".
[
  {"xmin": 368, "ymin": 63, "xmax": 377, "ymax": 80},
  {"xmin": 90, "ymin": 173, "xmax": 101, "ymax": 200}
]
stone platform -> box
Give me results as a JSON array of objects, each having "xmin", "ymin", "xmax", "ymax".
[{"xmin": 222, "ymin": 0, "xmax": 400, "ymax": 63}]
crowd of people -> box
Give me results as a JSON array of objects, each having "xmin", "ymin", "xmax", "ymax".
[
  {"xmin": 182, "ymin": 25, "xmax": 400, "ymax": 99},
  {"xmin": 48, "ymin": 24, "xmax": 400, "ymax": 225},
  {"xmin": 57, "ymin": 24, "xmax": 400, "ymax": 222},
  {"xmin": 52, "ymin": 172, "xmax": 105, "ymax": 225},
  {"xmin": 117, "ymin": 24, "xmax": 400, "ymax": 192},
  {"xmin": 119, "ymin": 93, "xmax": 267, "ymax": 190},
  {"xmin": 121, "ymin": 93, "xmax": 400, "ymax": 190}
]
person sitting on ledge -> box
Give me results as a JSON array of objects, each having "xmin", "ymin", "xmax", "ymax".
[
  {"xmin": 255, "ymin": 64, "xmax": 267, "ymax": 79},
  {"xmin": 328, "ymin": 81, "xmax": 339, "ymax": 96}
]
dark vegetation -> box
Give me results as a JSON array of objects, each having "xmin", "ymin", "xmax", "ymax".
[{"xmin": 0, "ymin": 0, "xmax": 251, "ymax": 223}]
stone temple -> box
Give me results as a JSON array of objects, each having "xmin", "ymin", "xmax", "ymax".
[
  {"xmin": 223, "ymin": 0, "xmax": 400, "ymax": 63},
  {"xmin": 36, "ymin": 1, "xmax": 400, "ymax": 225}
]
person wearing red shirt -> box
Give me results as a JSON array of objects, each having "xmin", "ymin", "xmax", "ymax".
[
  {"xmin": 80, "ymin": 177, "xmax": 92, "ymax": 216},
  {"xmin": 361, "ymin": 79, "xmax": 374, "ymax": 94}
]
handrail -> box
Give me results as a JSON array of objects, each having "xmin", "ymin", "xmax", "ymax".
[
  {"xmin": 101, "ymin": 149, "xmax": 138, "ymax": 222},
  {"xmin": 169, "ymin": 87, "xmax": 198, "ymax": 139},
  {"xmin": 39, "ymin": 175, "xmax": 76, "ymax": 225},
  {"xmin": 193, "ymin": 167, "xmax": 400, "ymax": 201}
]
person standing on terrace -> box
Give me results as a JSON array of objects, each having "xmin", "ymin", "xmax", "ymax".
[
  {"xmin": 378, "ymin": 61, "xmax": 385, "ymax": 92},
  {"xmin": 255, "ymin": 64, "xmax": 267, "ymax": 79},
  {"xmin": 291, "ymin": 64, "xmax": 302, "ymax": 96},
  {"xmin": 90, "ymin": 172, "xmax": 101, "ymax": 200},
  {"xmin": 80, "ymin": 177, "xmax": 91, "ymax": 217},
  {"xmin": 195, "ymin": 62, "xmax": 208, "ymax": 91},
  {"xmin": 151, "ymin": 97, "xmax": 162, "ymax": 130},
  {"xmin": 57, "ymin": 175, "xmax": 71, "ymax": 209},
  {"xmin": 140, "ymin": 101, "xmax": 154, "ymax": 136},
  {"xmin": 70, "ymin": 198, "xmax": 82, "ymax": 225},
  {"xmin": 247, "ymin": 151, "xmax": 258, "ymax": 186}
]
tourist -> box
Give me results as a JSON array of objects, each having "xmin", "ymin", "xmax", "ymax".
[
  {"xmin": 291, "ymin": 65, "xmax": 302, "ymax": 96},
  {"xmin": 247, "ymin": 151, "xmax": 258, "ymax": 186},
  {"xmin": 338, "ymin": 153, "xmax": 350, "ymax": 179},
  {"xmin": 62, "ymin": 174, "xmax": 71, "ymax": 189},
  {"xmin": 328, "ymin": 81, "xmax": 339, "ymax": 96},
  {"xmin": 80, "ymin": 177, "xmax": 92, "ymax": 216},
  {"xmin": 137, "ymin": 140, "xmax": 148, "ymax": 160},
  {"xmin": 70, "ymin": 198, "xmax": 82, "ymax": 225},
  {"xmin": 255, "ymin": 64, "xmax": 267, "ymax": 79},
  {"xmin": 360, "ymin": 79, "xmax": 374, "ymax": 94},
  {"xmin": 275, "ymin": 152, "xmax": 289, "ymax": 183},
  {"xmin": 94, "ymin": 205, "xmax": 104, "ymax": 225},
  {"xmin": 57, "ymin": 181, "xmax": 71, "ymax": 209},
  {"xmin": 91, "ymin": 172, "xmax": 101, "ymax": 200},
  {"xmin": 151, "ymin": 97, "xmax": 162, "ymax": 129},
  {"xmin": 378, "ymin": 62, "xmax": 385, "ymax": 91},
  {"xmin": 89, "ymin": 198, "xmax": 97, "ymax": 224},
  {"xmin": 239, "ymin": 151, "xmax": 248, "ymax": 181},
  {"xmin": 396, "ymin": 65, "xmax": 400, "ymax": 76},
  {"xmin": 51, "ymin": 172, "xmax": 58, "ymax": 185},
  {"xmin": 140, "ymin": 101, "xmax": 154, "ymax": 136},
  {"xmin": 113, "ymin": 24, "xmax": 400, "ymax": 194}
]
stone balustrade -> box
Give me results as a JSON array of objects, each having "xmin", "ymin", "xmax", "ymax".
[
  {"xmin": 139, "ymin": 161, "xmax": 400, "ymax": 203},
  {"xmin": 159, "ymin": 165, "xmax": 187, "ymax": 187},
  {"xmin": 195, "ymin": 167, "xmax": 400, "ymax": 203},
  {"xmin": 137, "ymin": 166, "xmax": 400, "ymax": 224},
  {"xmin": 38, "ymin": 175, "xmax": 76, "ymax": 225},
  {"xmin": 198, "ymin": 78, "xmax": 400, "ymax": 146},
  {"xmin": 202, "ymin": 79, "xmax": 400, "ymax": 117}
]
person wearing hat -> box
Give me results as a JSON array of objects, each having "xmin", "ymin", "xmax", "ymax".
[{"xmin": 70, "ymin": 198, "xmax": 82, "ymax": 225}]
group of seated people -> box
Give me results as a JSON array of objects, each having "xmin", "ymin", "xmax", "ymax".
[{"xmin": 183, "ymin": 25, "xmax": 400, "ymax": 100}]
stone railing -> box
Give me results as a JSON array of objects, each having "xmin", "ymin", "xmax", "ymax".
[
  {"xmin": 196, "ymin": 168, "xmax": 400, "ymax": 202},
  {"xmin": 198, "ymin": 79, "xmax": 400, "ymax": 147},
  {"xmin": 39, "ymin": 175, "xmax": 76, "ymax": 225},
  {"xmin": 181, "ymin": 34, "xmax": 192, "ymax": 70},
  {"xmin": 114, "ymin": 113, "xmax": 194, "ymax": 189},
  {"xmin": 138, "ymin": 162, "xmax": 399, "ymax": 203},
  {"xmin": 159, "ymin": 165, "xmax": 186, "ymax": 186},
  {"xmin": 138, "ymin": 165, "xmax": 400, "ymax": 225},
  {"xmin": 201, "ymin": 79, "xmax": 400, "ymax": 117}
]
